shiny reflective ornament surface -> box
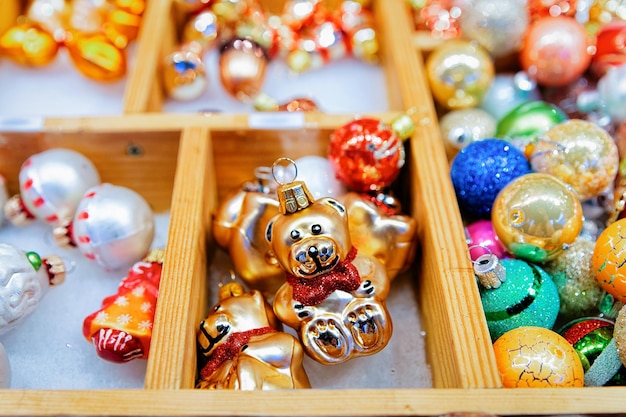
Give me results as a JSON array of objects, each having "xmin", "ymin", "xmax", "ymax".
[
  {"xmin": 196, "ymin": 282, "xmax": 311, "ymax": 389},
  {"xmin": 597, "ymin": 63, "xmax": 626, "ymax": 124},
  {"xmin": 480, "ymin": 258, "xmax": 560, "ymax": 341},
  {"xmin": 27, "ymin": 0, "xmax": 68, "ymax": 42},
  {"xmin": 586, "ymin": 0, "xmax": 626, "ymax": 36},
  {"xmin": 450, "ymin": 139, "xmax": 531, "ymax": 219},
  {"xmin": 458, "ymin": 0, "xmax": 528, "ymax": 58},
  {"xmin": 591, "ymin": 21, "xmax": 626, "ymax": 78},
  {"xmin": 162, "ymin": 44, "xmax": 208, "ymax": 101},
  {"xmin": 212, "ymin": 167, "xmax": 283, "ymax": 294},
  {"xmin": 409, "ymin": 0, "xmax": 462, "ymax": 40},
  {"xmin": 465, "ymin": 219, "xmax": 507, "ymax": 260},
  {"xmin": 0, "ymin": 243, "xmax": 65, "ymax": 336},
  {"xmin": 286, "ymin": 19, "xmax": 347, "ymax": 72},
  {"xmin": 491, "ymin": 173, "xmax": 584, "ymax": 263},
  {"xmin": 253, "ymin": 93, "xmax": 319, "ymax": 112},
  {"xmin": 5, "ymin": 148, "xmax": 101, "ymax": 227},
  {"xmin": 339, "ymin": 192, "xmax": 417, "ymax": 280},
  {"xmin": 480, "ymin": 72, "xmax": 542, "ymax": 122},
  {"xmin": 102, "ymin": 7, "xmax": 142, "ymax": 49},
  {"xmin": 65, "ymin": 31, "xmax": 127, "ymax": 81},
  {"xmin": 337, "ymin": 1, "xmax": 379, "ymax": 63},
  {"xmin": 439, "ymin": 108, "xmax": 496, "ymax": 158},
  {"xmin": 530, "ymin": 119, "xmax": 619, "ymax": 201},
  {"xmin": 182, "ymin": 10, "xmax": 219, "ymax": 51},
  {"xmin": 559, "ymin": 317, "xmax": 626, "ymax": 386},
  {"xmin": 328, "ymin": 116, "xmax": 413, "ymax": 193},
  {"xmin": 267, "ymin": 174, "xmax": 392, "ymax": 364},
  {"xmin": 58, "ymin": 183, "xmax": 155, "ymax": 272},
  {"xmin": 527, "ymin": 0, "xmax": 577, "ymax": 20},
  {"xmin": 543, "ymin": 237, "xmax": 605, "ymax": 319},
  {"xmin": 83, "ymin": 249, "xmax": 163, "ymax": 363},
  {"xmin": 520, "ymin": 16, "xmax": 592, "ymax": 87},
  {"xmin": 425, "ymin": 39, "xmax": 495, "ymax": 109},
  {"xmin": 493, "ymin": 326, "xmax": 584, "ymax": 387},
  {"xmin": 219, "ymin": 37, "xmax": 268, "ymax": 101},
  {"xmin": 495, "ymin": 100, "xmax": 568, "ymax": 148},
  {"xmin": 0, "ymin": 23, "xmax": 59, "ymax": 66},
  {"xmin": 593, "ymin": 218, "xmax": 626, "ymax": 303}
]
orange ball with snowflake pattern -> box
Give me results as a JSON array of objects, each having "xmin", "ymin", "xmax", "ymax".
[
  {"xmin": 593, "ymin": 218, "xmax": 626, "ymax": 302},
  {"xmin": 493, "ymin": 326, "xmax": 584, "ymax": 388}
]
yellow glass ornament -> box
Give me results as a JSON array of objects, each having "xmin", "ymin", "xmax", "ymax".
[
  {"xmin": 65, "ymin": 31, "xmax": 126, "ymax": 81},
  {"xmin": 114, "ymin": 0, "xmax": 145, "ymax": 15},
  {"xmin": 492, "ymin": 173, "xmax": 584, "ymax": 263},
  {"xmin": 0, "ymin": 22, "xmax": 59, "ymax": 66},
  {"xmin": 426, "ymin": 39, "xmax": 495, "ymax": 110}
]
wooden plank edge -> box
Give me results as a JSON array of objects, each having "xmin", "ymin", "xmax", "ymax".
[
  {"xmin": 144, "ymin": 126, "xmax": 212, "ymax": 389},
  {"xmin": 0, "ymin": 388, "xmax": 625, "ymax": 416}
]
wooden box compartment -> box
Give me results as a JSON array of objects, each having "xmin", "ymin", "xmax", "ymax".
[{"xmin": 1, "ymin": 0, "xmax": 626, "ymax": 415}]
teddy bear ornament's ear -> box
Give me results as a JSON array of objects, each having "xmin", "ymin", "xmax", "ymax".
[{"xmin": 272, "ymin": 158, "xmax": 316, "ymax": 215}]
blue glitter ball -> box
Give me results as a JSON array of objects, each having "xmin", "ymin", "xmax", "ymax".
[
  {"xmin": 480, "ymin": 258, "xmax": 560, "ymax": 341},
  {"xmin": 450, "ymin": 138, "xmax": 530, "ymax": 218}
]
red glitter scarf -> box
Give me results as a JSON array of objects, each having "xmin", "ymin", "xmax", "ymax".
[
  {"xmin": 286, "ymin": 247, "xmax": 361, "ymax": 306},
  {"xmin": 199, "ymin": 326, "xmax": 276, "ymax": 380}
]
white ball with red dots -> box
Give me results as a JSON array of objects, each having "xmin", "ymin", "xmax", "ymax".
[
  {"xmin": 71, "ymin": 183, "xmax": 154, "ymax": 271},
  {"xmin": 18, "ymin": 149, "xmax": 100, "ymax": 224}
]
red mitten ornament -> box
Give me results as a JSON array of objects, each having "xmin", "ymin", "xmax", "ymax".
[{"xmin": 83, "ymin": 249, "xmax": 164, "ymax": 363}]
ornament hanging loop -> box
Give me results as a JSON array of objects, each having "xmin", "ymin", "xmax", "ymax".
[
  {"xmin": 272, "ymin": 157, "xmax": 298, "ymax": 186},
  {"xmin": 469, "ymin": 245, "xmax": 506, "ymax": 289}
]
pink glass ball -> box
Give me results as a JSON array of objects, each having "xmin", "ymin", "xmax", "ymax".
[
  {"xmin": 520, "ymin": 16, "xmax": 593, "ymax": 87},
  {"xmin": 465, "ymin": 219, "xmax": 507, "ymax": 260}
]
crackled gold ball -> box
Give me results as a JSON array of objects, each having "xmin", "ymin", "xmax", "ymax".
[
  {"xmin": 493, "ymin": 326, "xmax": 584, "ymax": 387},
  {"xmin": 531, "ymin": 119, "xmax": 619, "ymax": 201},
  {"xmin": 593, "ymin": 218, "xmax": 626, "ymax": 303},
  {"xmin": 426, "ymin": 39, "xmax": 495, "ymax": 110},
  {"xmin": 492, "ymin": 173, "xmax": 583, "ymax": 263}
]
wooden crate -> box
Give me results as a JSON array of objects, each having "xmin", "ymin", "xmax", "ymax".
[{"xmin": 1, "ymin": 0, "xmax": 626, "ymax": 415}]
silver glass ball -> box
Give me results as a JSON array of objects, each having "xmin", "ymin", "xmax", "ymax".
[
  {"xmin": 71, "ymin": 183, "xmax": 154, "ymax": 271},
  {"xmin": 18, "ymin": 148, "xmax": 101, "ymax": 225}
]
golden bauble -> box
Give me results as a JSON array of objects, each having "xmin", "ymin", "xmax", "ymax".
[
  {"xmin": 0, "ymin": 23, "xmax": 59, "ymax": 66},
  {"xmin": 65, "ymin": 31, "xmax": 126, "ymax": 81}
]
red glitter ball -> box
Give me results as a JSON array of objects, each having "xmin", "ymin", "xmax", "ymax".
[
  {"xmin": 561, "ymin": 318, "xmax": 613, "ymax": 345},
  {"xmin": 328, "ymin": 118, "xmax": 405, "ymax": 192}
]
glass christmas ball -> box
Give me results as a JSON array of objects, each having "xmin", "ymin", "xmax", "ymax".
[
  {"xmin": 17, "ymin": 148, "xmax": 101, "ymax": 226},
  {"xmin": 527, "ymin": 0, "xmax": 577, "ymax": 20},
  {"xmin": 591, "ymin": 21, "xmax": 626, "ymax": 78},
  {"xmin": 425, "ymin": 39, "xmax": 495, "ymax": 110},
  {"xmin": 450, "ymin": 139, "xmax": 531, "ymax": 219},
  {"xmin": 491, "ymin": 173, "xmax": 584, "ymax": 263},
  {"xmin": 493, "ymin": 326, "xmax": 584, "ymax": 387},
  {"xmin": 559, "ymin": 317, "xmax": 626, "ymax": 386},
  {"xmin": 480, "ymin": 72, "xmax": 542, "ymax": 122},
  {"xmin": 70, "ymin": 183, "xmax": 155, "ymax": 272},
  {"xmin": 65, "ymin": 31, "xmax": 127, "ymax": 81},
  {"xmin": 328, "ymin": 117, "xmax": 409, "ymax": 192},
  {"xmin": 219, "ymin": 37, "xmax": 268, "ymax": 102},
  {"xmin": 439, "ymin": 108, "xmax": 496, "ymax": 158},
  {"xmin": 530, "ymin": 119, "xmax": 619, "ymax": 201},
  {"xmin": 495, "ymin": 100, "xmax": 568, "ymax": 146},
  {"xmin": 0, "ymin": 23, "xmax": 59, "ymax": 66},
  {"xmin": 543, "ymin": 237, "xmax": 605, "ymax": 319},
  {"xmin": 458, "ymin": 0, "xmax": 529, "ymax": 58},
  {"xmin": 162, "ymin": 44, "xmax": 208, "ymax": 101},
  {"xmin": 593, "ymin": 218, "xmax": 626, "ymax": 303},
  {"xmin": 480, "ymin": 258, "xmax": 560, "ymax": 341},
  {"xmin": 465, "ymin": 219, "xmax": 508, "ymax": 260},
  {"xmin": 597, "ymin": 63, "xmax": 626, "ymax": 124},
  {"xmin": 520, "ymin": 16, "xmax": 593, "ymax": 87}
]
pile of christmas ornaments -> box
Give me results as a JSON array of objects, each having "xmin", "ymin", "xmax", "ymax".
[
  {"xmin": 414, "ymin": 0, "xmax": 626, "ymax": 387},
  {"xmin": 163, "ymin": 0, "xmax": 379, "ymax": 104},
  {"xmin": 196, "ymin": 114, "xmax": 418, "ymax": 389},
  {"xmin": 0, "ymin": 148, "xmax": 161, "ymax": 386},
  {"xmin": 0, "ymin": 0, "xmax": 145, "ymax": 81}
]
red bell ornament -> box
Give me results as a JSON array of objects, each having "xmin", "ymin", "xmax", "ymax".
[{"xmin": 328, "ymin": 115, "xmax": 414, "ymax": 193}]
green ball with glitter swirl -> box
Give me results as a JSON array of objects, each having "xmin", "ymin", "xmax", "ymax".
[{"xmin": 479, "ymin": 258, "xmax": 560, "ymax": 341}]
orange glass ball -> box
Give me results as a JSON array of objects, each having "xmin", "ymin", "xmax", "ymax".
[
  {"xmin": 65, "ymin": 32, "xmax": 127, "ymax": 81},
  {"xmin": 493, "ymin": 326, "xmax": 584, "ymax": 387},
  {"xmin": 593, "ymin": 218, "xmax": 626, "ymax": 303},
  {"xmin": 102, "ymin": 8, "xmax": 142, "ymax": 49},
  {"xmin": 0, "ymin": 23, "xmax": 59, "ymax": 66},
  {"xmin": 520, "ymin": 16, "xmax": 592, "ymax": 87}
]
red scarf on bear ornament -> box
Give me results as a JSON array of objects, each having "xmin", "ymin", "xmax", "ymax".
[{"xmin": 285, "ymin": 247, "xmax": 361, "ymax": 306}]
